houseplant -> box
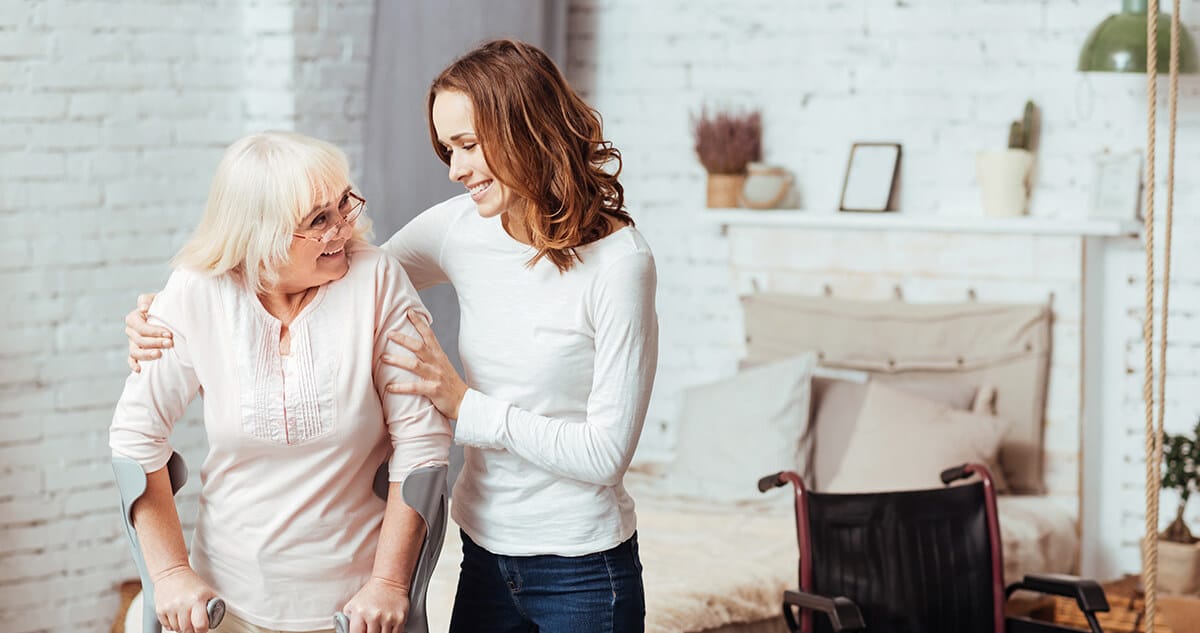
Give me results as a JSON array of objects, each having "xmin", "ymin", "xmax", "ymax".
[
  {"xmin": 975, "ymin": 100, "xmax": 1037, "ymax": 217},
  {"xmin": 692, "ymin": 106, "xmax": 762, "ymax": 208},
  {"xmin": 1160, "ymin": 418, "xmax": 1200, "ymax": 595}
]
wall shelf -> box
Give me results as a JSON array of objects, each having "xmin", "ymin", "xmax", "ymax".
[{"xmin": 706, "ymin": 209, "xmax": 1142, "ymax": 238}]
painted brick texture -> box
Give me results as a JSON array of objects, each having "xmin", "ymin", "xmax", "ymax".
[{"xmin": 0, "ymin": 1, "xmax": 371, "ymax": 629}]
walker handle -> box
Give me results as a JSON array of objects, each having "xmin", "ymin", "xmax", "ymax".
[
  {"xmin": 334, "ymin": 612, "xmax": 349, "ymax": 633},
  {"xmin": 208, "ymin": 598, "xmax": 226, "ymax": 628}
]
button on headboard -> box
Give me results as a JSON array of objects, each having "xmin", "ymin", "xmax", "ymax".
[{"xmin": 741, "ymin": 293, "xmax": 1052, "ymax": 494}]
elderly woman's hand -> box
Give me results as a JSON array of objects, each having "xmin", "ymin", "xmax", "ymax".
[
  {"xmin": 125, "ymin": 292, "xmax": 173, "ymax": 372},
  {"xmin": 383, "ymin": 311, "xmax": 468, "ymax": 420},
  {"xmin": 151, "ymin": 566, "xmax": 217, "ymax": 633},
  {"xmin": 342, "ymin": 576, "xmax": 411, "ymax": 633}
]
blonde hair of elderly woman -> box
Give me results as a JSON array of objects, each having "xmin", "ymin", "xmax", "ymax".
[{"xmin": 172, "ymin": 130, "xmax": 373, "ymax": 293}]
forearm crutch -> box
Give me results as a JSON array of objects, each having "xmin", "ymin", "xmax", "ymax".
[
  {"xmin": 335, "ymin": 463, "xmax": 449, "ymax": 633},
  {"xmin": 113, "ymin": 452, "xmax": 225, "ymax": 631}
]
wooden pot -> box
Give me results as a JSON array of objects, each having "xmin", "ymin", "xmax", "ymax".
[{"xmin": 706, "ymin": 173, "xmax": 746, "ymax": 208}]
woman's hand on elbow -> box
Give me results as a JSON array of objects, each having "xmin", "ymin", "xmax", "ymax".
[
  {"xmin": 382, "ymin": 311, "xmax": 467, "ymax": 420},
  {"xmin": 125, "ymin": 292, "xmax": 172, "ymax": 373},
  {"xmin": 342, "ymin": 576, "xmax": 411, "ymax": 633},
  {"xmin": 151, "ymin": 565, "xmax": 217, "ymax": 633}
]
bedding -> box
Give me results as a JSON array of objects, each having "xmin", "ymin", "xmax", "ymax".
[{"xmin": 422, "ymin": 480, "xmax": 1078, "ymax": 633}]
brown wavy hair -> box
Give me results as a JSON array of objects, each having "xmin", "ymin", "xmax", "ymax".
[{"xmin": 427, "ymin": 39, "xmax": 631, "ymax": 272}]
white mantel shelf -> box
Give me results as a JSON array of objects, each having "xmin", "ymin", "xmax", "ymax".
[{"xmin": 707, "ymin": 209, "xmax": 1142, "ymax": 238}]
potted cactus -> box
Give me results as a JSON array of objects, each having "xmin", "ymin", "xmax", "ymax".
[
  {"xmin": 692, "ymin": 106, "xmax": 763, "ymax": 208},
  {"xmin": 1160, "ymin": 418, "xmax": 1200, "ymax": 595},
  {"xmin": 976, "ymin": 100, "xmax": 1037, "ymax": 217}
]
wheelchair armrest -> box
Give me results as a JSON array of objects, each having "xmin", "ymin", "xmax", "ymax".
[
  {"xmin": 783, "ymin": 589, "xmax": 865, "ymax": 632},
  {"xmin": 1006, "ymin": 573, "xmax": 1109, "ymax": 613},
  {"xmin": 1006, "ymin": 573, "xmax": 1109, "ymax": 633}
]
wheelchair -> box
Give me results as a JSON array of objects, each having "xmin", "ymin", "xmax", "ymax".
[
  {"xmin": 757, "ymin": 463, "xmax": 1109, "ymax": 633},
  {"xmin": 113, "ymin": 453, "xmax": 448, "ymax": 633}
]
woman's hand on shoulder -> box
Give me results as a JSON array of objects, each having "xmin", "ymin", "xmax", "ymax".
[
  {"xmin": 382, "ymin": 311, "xmax": 467, "ymax": 420},
  {"xmin": 126, "ymin": 292, "xmax": 173, "ymax": 372},
  {"xmin": 342, "ymin": 576, "xmax": 411, "ymax": 633},
  {"xmin": 150, "ymin": 565, "xmax": 217, "ymax": 633}
]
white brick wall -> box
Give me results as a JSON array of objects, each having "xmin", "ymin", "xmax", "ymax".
[
  {"xmin": 0, "ymin": 1, "xmax": 370, "ymax": 629},
  {"xmin": 566, "ymin": 0, "xmax": 1200, "ymax": 577}
]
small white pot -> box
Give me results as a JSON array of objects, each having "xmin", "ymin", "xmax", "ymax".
[{"xmin": 976, "ymin": 149, "xmax": 1034, "ymax": 218}]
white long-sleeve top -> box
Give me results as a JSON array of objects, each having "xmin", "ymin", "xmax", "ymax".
[
  {"xmin": 109, "ymin": 242, "xmax": 451, "ymax": 631},
  {"xmin": 383, "ymin": 193, "xmax": 658, "ymax": 556}
]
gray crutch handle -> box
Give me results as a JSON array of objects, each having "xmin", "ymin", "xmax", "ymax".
[
  {"xmin": 333, "ymin": 463, "xmax": 448, "ymax": 633},
  {"xmin": 114, "ymin": 453, "xmax": 228, "ymax": 631},
  {"xmin": 207, "ymin": 598, "xmax": 226, "ymax": 628}
]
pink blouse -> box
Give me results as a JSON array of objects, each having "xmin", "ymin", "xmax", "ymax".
[{"xmin": 109, "ymin": 242, "xmax": 451, "ymax": 630}]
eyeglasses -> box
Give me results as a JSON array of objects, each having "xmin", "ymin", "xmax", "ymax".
[{"xmin": 293, "ymin": 192, "xmax": 365, "ymax": 244}]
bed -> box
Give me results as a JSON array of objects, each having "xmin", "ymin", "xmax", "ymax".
[
  {"xmin": 422, "ymin": 294, "xmax": 1081, "ymax": 632},
  {"xmin": 422, "ymin": 488, "xmax": 1077, "ymax": 632}
]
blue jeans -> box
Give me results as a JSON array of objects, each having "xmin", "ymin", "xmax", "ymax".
[{"xmin": 448, "ymin": 531, "xmax": 646, "ymax": 633}]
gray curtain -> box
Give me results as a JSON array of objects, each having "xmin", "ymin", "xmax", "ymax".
[{"xmin": 363, "ymin": 0, "xmax": 567, "ymax": 488}]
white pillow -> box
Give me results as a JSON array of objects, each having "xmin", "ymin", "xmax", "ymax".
[{"xmin": 662, "ymin": 353, "xmax": 816, "ymax": 501}]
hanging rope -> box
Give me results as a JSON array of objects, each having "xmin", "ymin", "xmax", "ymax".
[
  {"xmin": 1142, "ymin": 1, "xmax": 1182, "ymax": 630},
  {"xmin": 1140, "ymin": 0, "xmax": 1159, "ymax": 629}
]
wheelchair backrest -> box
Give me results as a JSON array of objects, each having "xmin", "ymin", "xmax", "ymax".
[{"xmin": 805, "ymin": 482, "xmax": 999, "ymax": 633}]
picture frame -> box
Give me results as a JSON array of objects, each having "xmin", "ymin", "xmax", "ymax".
[
  {"xmin": 839, "ymin": 142, "xmax": 902, "ymax": 212},
  {"xmin": 1088, "ymin": 149, "xmax": 1142, "ymax": 223}
]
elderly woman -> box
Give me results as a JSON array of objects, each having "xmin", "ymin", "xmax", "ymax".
[{"xmin": 109, "ymin": 131, "xmax": 451, "ymax": 633}]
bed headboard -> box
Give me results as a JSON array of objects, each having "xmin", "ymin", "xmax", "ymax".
[{"xmin": 741, "ymin": 293, "xmax": 1052, "ymax": 495}]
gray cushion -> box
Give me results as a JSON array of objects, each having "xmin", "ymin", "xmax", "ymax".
[{"xmin": 663, "ymin": 353, "xmax": 816, "ymax": 501}]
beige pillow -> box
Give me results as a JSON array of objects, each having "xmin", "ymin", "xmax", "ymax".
[
  {"xmin": 811, "ymin": 376, "xmax": 980, "ymax": 491},
  {"xmin": 823, "ymin": 381, "xmax": 1011, "ymax": 494}
]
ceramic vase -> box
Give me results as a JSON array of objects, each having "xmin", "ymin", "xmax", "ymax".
[{"xmin": 976, "ymin": 149, "xmax": 1034, "ymax": 217}]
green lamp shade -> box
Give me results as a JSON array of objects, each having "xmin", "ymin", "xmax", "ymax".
[{"xmin": 1079, "ymin": 6, "xmax": 1200, "ymax": 73}]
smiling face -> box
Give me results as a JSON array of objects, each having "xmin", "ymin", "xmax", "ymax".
[
  {"xmin": 431, "ymin": 90, "xmax": 516, "ymax": 218},
  {"xmin": 272, "ymin": 186, "xmax": 354, "ymax": 293}
]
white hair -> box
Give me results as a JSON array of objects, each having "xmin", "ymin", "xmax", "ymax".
[{"xmin": 173, "ymin": 130, "xmax": 372, "ymax": 292}]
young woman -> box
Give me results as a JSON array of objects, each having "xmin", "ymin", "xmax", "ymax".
[
  {"xmin": 112, "ymin": 131, "xmax": 451, "ymax": 633},
  {"xmin": 127, "ymin": 40, "xmax": 658, "ymax": 632}
]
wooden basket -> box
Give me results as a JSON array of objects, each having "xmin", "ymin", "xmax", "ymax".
[{"xmin": 1049, "ymin": 576, "xmax": 1176, "ymax": 633}]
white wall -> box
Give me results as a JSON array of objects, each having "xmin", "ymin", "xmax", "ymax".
[
  {"xmin": 0, "ymin": 2, "xmax": 371, "ymax": 629},
  {"xmin": 564, "ymin": 0, "xmax": 1200, "ymax": 577}
]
